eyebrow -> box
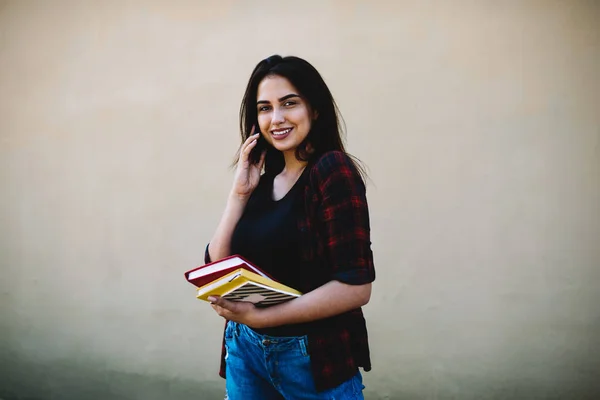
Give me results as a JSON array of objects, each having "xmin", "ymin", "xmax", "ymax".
[{"xmin": 256, "ymin": 93, "xmax": 301, "ymax": 105}]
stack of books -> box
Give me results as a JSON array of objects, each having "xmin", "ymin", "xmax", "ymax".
[{"xmin": 184, "ymin": 255, "xmax": 302, "ymax": 307}]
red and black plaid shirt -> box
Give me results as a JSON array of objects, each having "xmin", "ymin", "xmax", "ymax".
[{"xmin": 205, "ymin": 150, "xmax": 376, "ymax": 392}]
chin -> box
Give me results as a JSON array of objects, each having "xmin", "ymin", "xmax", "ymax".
[
  {"xmin": 275, "ymin": 144, "xmax": 299, "ymax": 154},
  {"xmin": 268, "ymin": 141, "xmax": 294, "ymax": 153}
]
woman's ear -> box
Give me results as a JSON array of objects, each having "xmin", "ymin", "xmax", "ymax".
[{"xmin": 313, "ymin": 110, "xmax": 319, "ymax": 120}]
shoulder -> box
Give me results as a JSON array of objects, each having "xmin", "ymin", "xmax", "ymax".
[
  {"xmin": 310, "ymin": 151, "xmax": 355, "ymax": 174},
  {"xmin": 308, "ymin": 151, "xmax": 365, "ymax": 193}
]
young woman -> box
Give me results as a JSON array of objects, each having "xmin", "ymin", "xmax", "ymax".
[{"xmin": 204, "ymin": 55, "xmax": 375, "ymax": 399}]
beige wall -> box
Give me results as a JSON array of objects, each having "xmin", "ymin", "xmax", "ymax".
[{"xmin": 1, "ymin": 1, "xmax": 599, "ymax": 399}]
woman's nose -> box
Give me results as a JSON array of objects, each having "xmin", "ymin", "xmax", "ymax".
[{"xmin": 272, "ymin": 108, "xmax": 285, "ymax": 124}]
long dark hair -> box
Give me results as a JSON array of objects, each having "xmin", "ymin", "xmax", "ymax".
[{"xmin": 236, "ymin": 55, "xmax": 366, "ymax": 180}]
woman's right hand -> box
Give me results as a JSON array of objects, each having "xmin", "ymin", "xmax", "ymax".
[{"xmin": 231, "ymin": 129, "xmax": 266, "ymax": 199}]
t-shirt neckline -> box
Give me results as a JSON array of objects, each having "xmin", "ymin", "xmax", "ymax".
[{"xmin": 269, "ymin": 167, "xmax": 309, "ymax": 203}]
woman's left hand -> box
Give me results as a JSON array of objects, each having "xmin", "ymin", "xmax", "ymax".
[{"xmin": 208, "ymin": 296, "xmax": 263, "ymax": 328}]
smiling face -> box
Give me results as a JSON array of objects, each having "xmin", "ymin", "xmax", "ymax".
[{"xmin": 256, "ymin": 75, "xmax": 314, "ymax": 156}]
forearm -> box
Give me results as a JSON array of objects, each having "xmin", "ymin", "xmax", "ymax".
[
  {"xmin": 254, "ymin": 280, "xmax": 372, "ymax": 328},
  {"xmin": 207, "ymin": 193, "xmax": 248, "ymax": 261}
]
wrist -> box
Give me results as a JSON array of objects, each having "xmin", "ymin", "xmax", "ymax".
[
  {"xmin": 248, "ymin": 307, "xmax": 271, "ymax": 329},
  {"xmin": 227, "ymin": 192, "xmax": 250, "ymax": 209}
]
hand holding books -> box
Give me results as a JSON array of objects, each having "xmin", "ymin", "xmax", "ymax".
[{"xmin": 184, "ymin": 255, "xmax": 302, "ymax": 307}]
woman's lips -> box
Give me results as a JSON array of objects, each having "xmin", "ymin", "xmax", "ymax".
[{"xmin": 271, "ymin": 127, "xmax": 292, "ymax": 140}]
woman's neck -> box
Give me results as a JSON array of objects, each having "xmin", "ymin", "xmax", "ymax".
[{"xmin": 281, "ymin": 150, "xmax": 308, "ymax": 177}]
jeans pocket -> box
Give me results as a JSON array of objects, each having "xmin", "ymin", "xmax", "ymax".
[
  {"xmin": 350, "ymin": 372, "xmax": 366, "ymax": 396},
  {"xmin": 224, "ymin": 321, "xmax": 236, "ymax": 340}
]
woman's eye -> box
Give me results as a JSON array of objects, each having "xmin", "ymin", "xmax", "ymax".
[
  {"xmin": 258, "ymin": 106, "xmax": 271, "ymax": 112},
  {"xmin": 284, "ymin": 101, "xmax": 296, "ymax": 107}
]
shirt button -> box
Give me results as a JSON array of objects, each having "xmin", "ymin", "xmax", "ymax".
[{"xmin": 262, "ymin": 339, "xmax": 271, "ymax": 346}]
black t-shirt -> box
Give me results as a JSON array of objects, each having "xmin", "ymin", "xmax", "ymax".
[{"xmin": 230, "ymin": 168, "xmax": 315, "ymax": 336}]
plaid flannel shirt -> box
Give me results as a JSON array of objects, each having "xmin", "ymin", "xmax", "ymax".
[{"xmin": 205, "ymin": 150, "xmax": 375, "ymax": 392}]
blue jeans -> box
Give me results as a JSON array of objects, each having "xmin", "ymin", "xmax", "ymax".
[{"xmin": 224, "ymin": 321, "xmax": 365, "ymax": 400}]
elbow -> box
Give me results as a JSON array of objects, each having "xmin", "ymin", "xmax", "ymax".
[
  {"xmin": 334, "ymin": 280, "xmax": 372, "ymax": 308},
  {"xmin": 357, "ymin": 283, "xmax": 372, "ymax": 307}
]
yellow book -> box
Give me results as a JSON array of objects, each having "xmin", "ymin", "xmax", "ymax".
[{"xmin": 197, "ymin": 268, "xmax": 302, "ymax": 307}]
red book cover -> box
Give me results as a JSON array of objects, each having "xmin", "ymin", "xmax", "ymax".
[{"xmin": 184, "ymin": 254, "xmax": 274, "ymax": 288}]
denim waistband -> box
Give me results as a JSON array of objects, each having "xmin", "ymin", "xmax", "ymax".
[{"xmin": 228, "ymin": 321, "xmax": 308, "ymax": 353}]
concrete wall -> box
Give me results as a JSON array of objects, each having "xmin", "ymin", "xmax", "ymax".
[{"xmin": 1, "ymin": 1, "xmax": 599, "ymax": 399}]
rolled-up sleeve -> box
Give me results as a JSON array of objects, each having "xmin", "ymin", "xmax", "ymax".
[{"xmin": 313, "ymin": 151, "xmax": 375, "ymax": 285}]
